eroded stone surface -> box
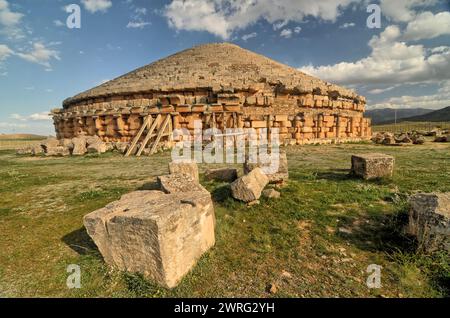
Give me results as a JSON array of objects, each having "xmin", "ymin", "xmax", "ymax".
[
  {"xmin": 83, "ymin": 190, "xmax": 216, "ymax": 288},
  {"xmin": 169, "ymin": 161, "xmax": 199, "ymax": 183},
  {"xmin": 351, "ymin": 153, "xmax": 395, "ymax": 180},
  {"xmin": 407, "ymin": 193, "xmax": 450, "ymax": 253},
  {"xmin": 158, "ymin": 174, "xmax": 207, "ymax": 194},
  {"xmin": 231, "ymin": 167, "xmax": 269, "ymax": 202},
  {"xmin": 244, "ymin": 151, "xmax": 289, "ymax": 184}
]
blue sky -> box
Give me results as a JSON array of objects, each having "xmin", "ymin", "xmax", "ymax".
[{"xmin": 0, "ymin": 0, "xmax": 449, "ymax": 135}]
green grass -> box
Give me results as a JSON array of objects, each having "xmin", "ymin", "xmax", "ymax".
[
  {"xmin": 0, "ymin": 139, "xmax": 45, "ymax": 150},
  {"xmin": 0, "ymin": 141, "xmax": 449, "ymax": 298}
]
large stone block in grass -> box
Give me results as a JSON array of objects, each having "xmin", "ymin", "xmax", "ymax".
[
  {"xmin": 351, "ymin": 153, "xmax": 394, "ymax": 180},
  {"xmin": 407, "ymin": 193, "xmax": 450, "ymax": 253},
  {"xmin": 230, "ymin": 167, "xmax": 269, "ymax": 202},
  {"xmin": 83, "ymin": 190, "xmax": 216, "ymax": 288}
]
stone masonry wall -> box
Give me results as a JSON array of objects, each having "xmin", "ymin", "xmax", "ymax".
[{"xmin": 52, "ymin": 89, "xmax": 371, "ymax": 145}]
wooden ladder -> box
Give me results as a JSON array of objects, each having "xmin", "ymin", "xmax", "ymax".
[{"xmin": 125, "ymin": 114, "xmax": 173, "ymax": 157}]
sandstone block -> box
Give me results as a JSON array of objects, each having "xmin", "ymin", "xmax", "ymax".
[
  {"xmin": 158, "ymin": 174, "xmax": 207, "ymax": 194},
  {"xmin": 204, "ymin": 168, "xmax": 238, "ymax": 182},
  {"xmin": 45, "ymin": 146, "xmax": 71, "ymax": 157},
  {"xmin": 231, "ymin": 167, "xmax": 269, "ymax": 202},
  {"xmin": 407, "ymin": 193, "xmax": 450, "ymax": 253},
  {"xmin": 262, "ymin": 188, "xmax": 281, "ymax": 199},
  {"xmin": 87, "ymin": 141, "xmax": 108, "ymax": 154},
  {"xmin": 40, "ymin": 138, "xmax": 60, "ymax": 150},
  {"xmin": 72, "ymin": 137, "xmax": 87, "ymax": 156},
  {"xmin": 84, "ymin": 190, "xmax": 216, "ymax": 288},
  {"xmin": 169, "ymin": 161, "xmax": 199, "ymax": 183},
  {"xmin": 351, "ymin": 153, "xmax": 395, "ymax": 180},
  {"xmin": 244, "ymin": 151, "xmax": 289, "ymax": 183}
]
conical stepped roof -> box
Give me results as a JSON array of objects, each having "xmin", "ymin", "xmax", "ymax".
[{"xmin": 63, "ymin": 43, "xmax": 361, "ymax": 107}]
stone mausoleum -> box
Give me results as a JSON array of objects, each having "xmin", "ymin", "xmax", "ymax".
[{"xmin": 52, "ymin": 43, "xmax": 371, "ymax": 149}]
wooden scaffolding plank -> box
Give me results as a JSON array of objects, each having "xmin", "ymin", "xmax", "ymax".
[
  {"xmin": 150, "ymin": 115, "xmax": 171, "ymax": 155},
  {"xmin": 125, "ymin": 115, "xmax": 152, "ymax": 157},
  {"xmin": 136, "ymin": 114, "xmax": 161, "ymax": 157}
]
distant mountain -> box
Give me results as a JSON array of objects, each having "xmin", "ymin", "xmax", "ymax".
[
  {"xmin": 365, "ymin": 108, "xmax": 433, "ymax": 125},
  {"xmin": 398, "ymin": 106, "xmax": 450, "ymax": 122}
]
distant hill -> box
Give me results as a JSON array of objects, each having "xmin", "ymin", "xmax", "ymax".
[
  {"xmin": 398, "ymin": 106, "xmax": 450, "ymax": 122},
  {"xmin": 0, "ymin": 134, "xmax": 47, "ymax": 140},
  {"xmin": 366, "ymin": 108, "xmax": 433, "ymax": 125}
]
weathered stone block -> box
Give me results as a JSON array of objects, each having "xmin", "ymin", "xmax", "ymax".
[
  {"xmin": 351, "ymin": 153, "xmax": 394, "ymax": 180},
  {"xmin": 158, "ymin": 174, "xmax": 207, "ymax": 194},
  {"xmin": 204, "ymin": 168, "xmax": 238, "ymax": 182},
  {"xmin": 45, "ymin": 146, "xmax": 71, "ymax": 157},
  {"xmin": 87, "ymin": 141, "xmax": 108, "ymax": 154},
  {"xmin": 169, "ymin": 161, "xmax": 199, "ymax": 183},
  {"xmin": 72, "ymin": 137, "xmax": 87, "ymax": 156},
  {"xmin": 262, "ymin": 188, "xmax": 281, "ymax": 199},
  {"xmin": 244, "ymin": 151, "xmax": 289, "ymax": 183},
  {"xmin": 84, "ymin": 190, "xmax": 216, "ymax": 288},
  {"xmin": 407, "ymin": 193, "xmax": 450, "ymax": 253},
  {"xmin": 231, "ymin": 167, "xmax": 269, "ymax": 202}
]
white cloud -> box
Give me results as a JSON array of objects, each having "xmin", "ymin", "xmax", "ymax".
[
  {"xmin": 370, "ymin": 81, "xmax": 450, "ymax": 110},
  {"xmin": 0, "ymin": 0, "xmax": 25, "ymax": 40},
  {"xmin": 10, "ymin": 112, "xmax": 51, "ymax": 121},
  {"xmin": 403, "ymin": 11, "xmax": 450, "ymax": 41},
  {"xmin": 368, "ymin": 86, "xmax": 398, "ymax": 94},
  {"xmin": 294, "ymin": 26, "xmax": 302, "ymax": 34},
  {"xmin": 300, "ymin": 25, "xmax": 450, "ymax": 86},
  {"xmin": 280, "ymin": 28, "xmax": 293, "ymax": 38},
  {"xmin": 126, "ymin": 21, "xmax": 150, "ymax": 29},
  {"xmin": 340, "ymin": 22, "xmax": 355, "ymax": 29},
  {"xmin": 53, "ymin": 19, "xmax": 65, "ymax": 27},
  {"xmin": 16, "ymin": 43, "xmax": 61, "ymax": 68},
  {"xmin": 0, "ymin": 44, "xmax": 13, "ymax": 61},
  {"xmin": 81, "ymin": 0, "xmax": 112, "ymax": 13},
  {"xmin": 0, "ymin": 0, "xmax": 23, "ymax": 26},
  {"xmin": 164, "ymin": 0, "xmax": 359, "ymax": 40},
  {"xmin": 380, "ymin": 0, "xmax": 437, "ymax": 23},
  {"xmin": 242, "ymin": 32, "xmax": 257, "ymax": 41}
]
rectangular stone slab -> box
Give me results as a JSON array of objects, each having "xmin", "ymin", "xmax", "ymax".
[
  {"xmin": 351, "ymin": 153, "xmax": 394, "ymax": 180},
  {"xmin": 83, "ymin": 190, "xmax": 215, "ymax": 288}
]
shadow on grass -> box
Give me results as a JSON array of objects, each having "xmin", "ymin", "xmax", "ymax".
[
  {"xmin": 315, "ymin": 169, "xmax": 352, "ymax": 181},
  {"xmin": 137, "ymin": 181, "xmax": 160, "ymax": 191},
  {"xmin": 337, "ymin": 207, "xmax": 450, "ymax": 296},
  {"xmin": 62, "ymin": 227, "xmax": 101, "ymax": 258}
]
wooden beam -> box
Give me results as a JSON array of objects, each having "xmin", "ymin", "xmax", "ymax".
[
  {"xmin": 136, "ymin": 114, "xmax": 161, "ymax": 157},
  {"xmin": 150, "ymin": 115, "xmax": 171, "ymax": 155},
  {"xmin": 125, "ymin": 115, "xmax": 151, "ymax": 157}
]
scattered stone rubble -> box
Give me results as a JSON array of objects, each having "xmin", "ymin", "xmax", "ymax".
[
  {"xmin": 351, "ymin": 153, "xmax": 395, "ymax": 180},
  {"xmin": 407, "ymin": 193, "xmax": 450, "ymax": 253},
  {"xmin": 372, "ymin": 129, "xmax": 450, "ymax": 145},
  {"xmin": 372, "ymin": 131, "xmax": 426, "ymax": 145}
]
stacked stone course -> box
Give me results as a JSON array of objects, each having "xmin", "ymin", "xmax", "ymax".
[{"xmin": 52, "ymin": 43, "xmax": 371, "ymax": 146}]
